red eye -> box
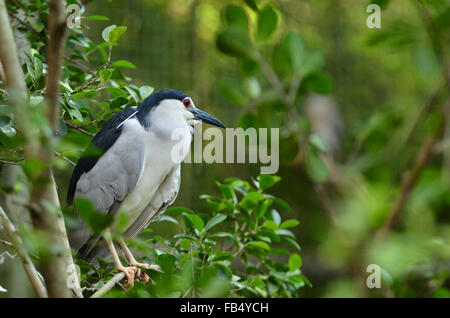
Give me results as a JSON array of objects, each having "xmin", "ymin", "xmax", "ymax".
[{"xmin": 183, "ymin": 99, "xmax": 190, "ymax": 107}]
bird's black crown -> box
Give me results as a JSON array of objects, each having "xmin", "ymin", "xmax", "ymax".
[{"xmin": 141, "ymin": 89, "xmax": 188, "ymax": 108}]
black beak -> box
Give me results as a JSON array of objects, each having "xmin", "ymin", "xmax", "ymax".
[{"xmin": 191, "ymin": 108, "xmax": 226, "ymax": 128}]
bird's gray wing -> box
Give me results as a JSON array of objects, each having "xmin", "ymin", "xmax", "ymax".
[
  {"xmin": 69, "ymin": 118, "xmax": 146, "ymax": 257},
  {"xmin": 79, "ymin": 166, "xmax": 181, "ymax": 264},
  {"xmin": 124, "ymin": 165, "xmax": 181, "ymax": 237}
]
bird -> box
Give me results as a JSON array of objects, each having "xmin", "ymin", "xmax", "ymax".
[{"xmin": 67, "ymin": 89, "xmax": 225, "ymax": 286}]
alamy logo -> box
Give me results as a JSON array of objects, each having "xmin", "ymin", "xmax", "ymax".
[
  {"xmin": 366, "ymin": 264, "xmax": 381, "ymax": 288},
  {"xmin": 366, "ymin": 4, "xmax": 381, "ymax": 29},
  {"xmin": 171, "ymin": 124, "xmax": 279, "ymax": 174},
  {"xmin": 66, "ymin": 4, "xmax": 81, "ymax": 29}
]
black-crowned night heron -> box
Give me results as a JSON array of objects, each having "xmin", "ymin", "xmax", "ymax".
[{"xmin": 67, "ymin": 89, "xmax": 225, "ymax": 286}]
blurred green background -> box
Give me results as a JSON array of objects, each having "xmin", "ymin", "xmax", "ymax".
[{"xmin": 1, "ymin": 0, "xmax": 450, "ymax": 297}]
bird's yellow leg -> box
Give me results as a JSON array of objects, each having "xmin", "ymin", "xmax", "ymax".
[
  {"xmin": 105, "ymin": 232, "xmax": 137, "ymax": 288},
  {"xmin": 118, "ymin": 238, "xmax": 151, "ymax": 283}
]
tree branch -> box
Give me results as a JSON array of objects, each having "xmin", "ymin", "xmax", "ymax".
[
  {"xmin": 54, "ymin": 151, "xmax": 76, "ymax": 167},
  {"xmin": 45, "ymin": 0, "xmax": 66, "ymax": 131},
  {"xmin": 0, "ymin": 0, "xmax": 82, "ymax": 297},
  {"xmin": 65, "ymin": 121, "xmax": 95, "ymax": 137},
  {"xmin": 90, "ymin": 263, "xmax": 162, "ymax": 298},
  {"xmin": 0, "ymin": 205, "xmax": 48, "ymax": 298},
  {"xmin": 377, "ymin": 121, "xmax": 443, "ymax": 238},
  {"xmin": 90, "ymin": 273, "xmax": 125, "ymax": 298}
]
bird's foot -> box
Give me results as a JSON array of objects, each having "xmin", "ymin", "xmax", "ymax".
[
  {"xmin": 116, "ymin": 265, "xmax": 138, "ymax": 288},
  {"xmin": 130, "ymin": 262, "xmax": 151, "ymax": 283}
]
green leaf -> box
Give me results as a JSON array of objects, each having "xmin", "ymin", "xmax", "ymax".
[
  {"xmin": 74, "ymin": 198, "xmax": 114, "ymax": 234},
  {"xmin": 276, "ymin": 229, "xmax": 296, "ymax": 239},
  {"xmin": 281, "ymin": 236, "xmax": 301, "ymax": 250},
  {"xmin": 185, "ymin": 214, "xmax": 205, "ymax": 232},
  {"xmin": 102, "ymin": 25, "xmax": 127, "ymax": 44},
  {"xmin": 99, "ymin": 69, "xmax": 113, "ymax": 82},
  {"xmin": 257, "ymin": 5, "xmax": 278, "ymax": 41},
  {"xmin": 166, "ymin": 207, "xmax": 195, "ymax": 214},
  {"xmin": 67, "ymin": 107, "xmax": 83, "ymax": 121},
  {"xmin": 279, "ymin": 219, "xmax": 300, "ymax": 229},
  {"xmin": 304, "ymin": 148, "xmax": 329, "ymax": 183},
  {"xmin": 0, "ymin": 116, "xmax": 16, "ymax": 137},
  {"xmin": 301, "ymin": 49, "xmax": 325, "ymax": 77},
  {"xmin": 240, "ymin": 59, "xmax": 259, "ymax": 76},
  {"xmin": 113, "ymin": 60, "xmax": 136, "ymax": 69},
  {"xmin": 204, "ymin": 214, "xmax": 227, "ymax": 232},
  {"xmin": 212, "ymin": 253, "xmax": 234, "ymax": 262},
  {"xmin": 159, "ymin": 215, "xmax": 179, "ymax": 224},
  {"xmin": 33, "ymin": 57, "xmax": 43, "ymax": 80},
  {"xmin": 217, "ymin": 26, "xmax": 255, "ymax": 60},
  {"xmin": 433, "ymin": 288, "xmax": 450, "ymax": 298},
  {"xmin": 308, "ymin": 133, "xmax": 329, "ymax": 153},
  {"xmin": 124, "ymin": 86, "xmax": 140, "ymax": 103},
  {"xmin": 173, "ymin": 233, "xmax": 200, "ymax": 245},
  {"xmin": 107, "ymin": 87, "xmax": 127, "ymax": 97},
  {"xmin": 284, "ymin": 31, "xmax": 306, "ymax": 73},
  {"xmin": 257, "ymin": 198, "xmax": 272, "ymax": 219},
  {"xmin": 288, "ymin": 254, "xmax": 302, "ymax": 272},
  {"xmin": 156, "ymin": 253, "xmax": 176, "ymax": 274},
  {"xmin": 279, "ymin": 134, "xmax": 299, "ymax": 161},
  {"xmin": 246, "ymin": 241, "xmax": 270, "ymax": 251},
  {"xmin": 302, "ymin": 72, "xmax": 333, "ymax": 94},
  {"xmin": 262, "ymin": 220, "xmax": 278, "ymax": 230},
  {"xmin": 26, "ymin": 16, "xmax": 44, "ymax": 32},
  {"xmin": 110, "ymin": 96, "xmax": 128, "ymax": 108},
  {"xmin": 225, "ymin": 5, "xmax": 248, "ymax": 31},
  {"xmin": 243, "ymin": 0, "xmax": 259, "ymax": 11},
  {"xmin": 218, "ymin": 77, "xmax": 246, "ymax": 105},
  {"xmin": 139, "ymin": 86, "xmax": 154, "ymax": 100},
  {"xmin": 258, "ymin": 174, "xmax": 281, "ymax": 190},
  {"xmin": 238, "ymin": 112, "xmax": 259, "ymax": 130},
  {"xmin": 271, "ymin": 209, "xmax": 281, "ymax": 226},
  {"xmin": 84, "ymin": 15, "xmax": 110, "ymax": 21},
  {"xmin": 272, "ymin": 31, "xmax": 305, "ymax": 77},
  {"xmin": 241, "ymin": 191, "xmax": 265, "ymax": 209},
  {"xmin": 22, "ymin": 158, "xmax": 46, "ymax": 181},
  {"xmin": 102, "ymin": 25, "xmax": 116, "ymax": 43},
  {"xmin": 216, "ymin": 182, "xmax": 236, "ymax": 202},
  {"xmin": 109, "ymin": 26, "xmax": 127, "ymax": 44},
  {"xmin": 258, "ymin": 229, "xmax": 280, "ymax": 243}
]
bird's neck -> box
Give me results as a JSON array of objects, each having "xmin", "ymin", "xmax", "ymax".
[{"xmin": 148, "ymin": 109, "xmax": 190, "ymax": 141}]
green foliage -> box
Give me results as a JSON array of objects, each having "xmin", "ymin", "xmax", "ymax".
[
  {"xmin": 215, "ymin": 1, "xmax": 330, "ymax": 180},
  {"xmin": 77, "ymin": 175, "xmax": 307, "ymax": 298},
  {"xmin": 74, "ymin": 198, "xmax": 114, "ymax": 234},
  {"xmin": 2, "ymin": 0, "xmax": 450, "ymax": 299},
  {"xmin": 257, "ymin": 4, "xmax": 279, "ymax": 41}
]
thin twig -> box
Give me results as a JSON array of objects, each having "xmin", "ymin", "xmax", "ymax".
[
  {"xmin": 90, "ymin": 263, "xmax": 162, "ymax": 298},
  {"xmin": 90, "ymin": 272, "xmax": 125, "ymax": 298},
  {"xmin": 0, "ymin": 205, "xmax": 48, "ymax": 298},
  {"xmin": 0, "ymin": 159, "xmax": 21, "ymax": 165},
  {"xmin": 54, "ymin": 151, "xmax": 76, "ymax": 167},
  {"xmin": 75, "ymin": 112, "xmax": 107, "ymax": 128},
  {"xmin": 0, "ymin": 239, "xmax": 13, "ymax": 247},
  {"xmin": 71, "ymin": 45, "xmax": 112, "ymax": 95},
  {"xmin": 63, "ymin": 56, "xmax": 95, "ymax": 75},
  {"xmin": 254, "ymin": 50, "xmax": 288, "ymax": 104},
  {"xmin": 65, "ymin": 121, "xmax": 95, "ymax": 137},
  {"xmin": 8, "ymin": 12, "xmax": 41, "ymax": 36},
  {"xmin": 377, "ymin": 123, "xmax": 443, "ymax": 239},
  {"xmin": 70, "ymin": 75, "xmax": 101, "ymax": 95}
]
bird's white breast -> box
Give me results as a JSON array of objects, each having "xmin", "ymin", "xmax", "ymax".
[{"xmin": 116, "ymin": 117, "xmax": 191, "ymax": 232}]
